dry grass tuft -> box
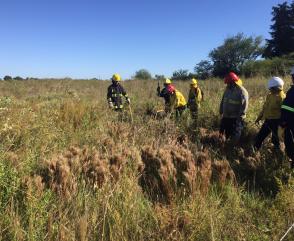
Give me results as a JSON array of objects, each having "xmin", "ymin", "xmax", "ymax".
[
  {"xmin": 212, "ymin": 160, "xmax": 236, "ymax": 186},
  {"xmin": 38, "ymin": 145, "xmax": 134, "ymax": 198},
  {"xmin": 139, "ymin": 144, "xmax": 235, "ymax": 202},
  {"xmin": 199, "ymin": 128, "xmax": 226, "ymax": 150}
]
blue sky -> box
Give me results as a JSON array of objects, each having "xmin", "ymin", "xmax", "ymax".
[{"xmin": 0, "ymin": 0, "xmax": 288, "ymax": 79}]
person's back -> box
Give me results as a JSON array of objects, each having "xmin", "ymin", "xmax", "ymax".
[
  {"xmin": 221, "ymin": 84, "xmax": 248, "ymax": 119},
  {"xmin": 219, "ymin": 72, "xmax": 249, "ymax": 144},
  {"xmin": 188, "ymin": 78, "xmax": 203, "ymax": 111},
  {"xmin": 107, "ymin": 74, "xmax": 130, "ymax": 110},
  {"xmin": 170, "ymin": 90, "xmax": 187, "ymax": 109},
  {"xmin": 262, "ymin": 89, "xmax": 285, "ymax": 120}
]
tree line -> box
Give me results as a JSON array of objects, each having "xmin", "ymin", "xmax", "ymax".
[{"xmin": 134, "ymin": 1, "xmax": 294, "ymax": 80}]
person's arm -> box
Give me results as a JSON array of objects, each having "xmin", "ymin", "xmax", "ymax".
[
  {"xmin": 256, "ymin": 95, "xmax": 267, "ymax": 123},
  {"xmin": 197, "ymin": 88, "xmax": 202, "ymax": 103},
  {"xmin": 107, "ymin": 86, "xmax": 114, "ymax": 108},
  {"xmin": 120, "ymin": 85, "xmax": 130, "ymax": 104},
  {"xmin": 159, "ymin": 88, "xmax": 166, "ymax": 97},
  {"xmin": 239, "ymin": 88, "xmax": 249, "ymax": 118}
]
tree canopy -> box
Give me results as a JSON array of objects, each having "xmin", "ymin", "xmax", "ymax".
[
  {"xmin": 264, "ymin": 1, "xmax": 294, "ymax": 58},
  {"xmin": 134, "ymin": 69, "xmax": 152, "ymax": 80},
  {"xmin": 208, "ymin": 33, "xmax": 263, "ymax": 77}
]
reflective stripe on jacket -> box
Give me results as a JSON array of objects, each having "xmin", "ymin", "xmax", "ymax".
[
  {"xmin": 107, "ymin": 83, "xmax": 128, "ymax": 109},
  {"xmin": 281, "ymin": 86, "xmax": 294, "ymax": 125},
  {"xmin": 258, "ymin": 90, "xmax": 286, "ymax": 120},
  {"xmin": 220, "ymin": 84, "xmax": 249, "ymax": 118}
]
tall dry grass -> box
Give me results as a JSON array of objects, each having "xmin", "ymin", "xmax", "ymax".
[{"xmin": 0, "ymin": 77, "xmax": 293, "ymax": 240}]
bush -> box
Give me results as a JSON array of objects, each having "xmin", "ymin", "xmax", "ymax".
[
  {"xmin": 241, "ymin": 54, "xmax": 294, "ymax": 77},
  {"xmin": 172, "ymin": 69, "xmax": 190, "ymax": 81},
  {"xmin": 134, "ymin": 69, "xmax": 152, "ymax": 80},
  {"xmin": 14, "ymin": 76, "xmax": 24, "ymax": 81},
  {"xmin": 3, "ymin": 75, "xmax": 12, "ymax": 81}
]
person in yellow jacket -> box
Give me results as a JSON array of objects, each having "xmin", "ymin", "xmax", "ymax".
[
  {"xmin": 166, "ymin": 84, "xmax": 187, "ymax": 118},
  {"xmin": 254, "ymin": 77, "xmax": 286, "ymax": 150},
  {"xmin": 187, "ymin": 78, "xmax": 203, "ymax": 123}
]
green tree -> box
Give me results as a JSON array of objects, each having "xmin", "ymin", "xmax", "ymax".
[
  {"xmin": 264, "ymin": 1, "xmax": 294, "ymax": 58},
  {"xmin": 194, "ymin": 60, "xmax": 213, "ymax": 80},
  {"xmin": 3, "ymin": 75, "xmax": 12, "ymax": 81},
  {"xmin": 171, "ymin": 69, "xmax": 189, "ymax": 81},
  {"xmin": 14, "ymin": 76, "xmax": 23, "ymax": 81},
  {"xmin": 209, "ymin": 33, "xmax": 263, "ymax": 77},
  {"xmin": 134, "ymin": 69, "xmax": 152, "ymax": 80}
]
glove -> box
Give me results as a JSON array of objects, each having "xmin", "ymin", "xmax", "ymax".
[
  {"xmin": 126, "ymin": 98, "xmax": 130, "ymax": 104},
  {"xmin": 109, "ymin": 102, "xmax": 114, "ymax": 109}
]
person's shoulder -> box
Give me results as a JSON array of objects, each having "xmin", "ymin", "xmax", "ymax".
[{"xmin": 239, "ymin": 85, "xmax": 248, "ymax": 95}]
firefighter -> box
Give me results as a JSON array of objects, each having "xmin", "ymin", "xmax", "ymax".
[
  {"xmin": 157, "ymin": 78, "xmax": 174, "ymax": 112},
  {"xmin": 280, "ymin": 67, "xmax": 294, "ymax": 168},
  {"xmin": 107, "ymin": 74, "xmax": 130, "ymax": 111},
  {"xmin": 254, "ymin": 77, "xmax": 286, "ymax": 151},
  {"xmin": 166, "ymin": 84, "xmax": 187, "ymax": 119},
  {"xmin": 219, "ymin": 72, "xmax": 249, "ymax": 144},
  {"xmin": 187, "ymin": 78, "xmax": 203, "ymax": 124}
]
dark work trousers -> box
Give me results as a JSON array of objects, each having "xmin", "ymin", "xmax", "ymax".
[
  {"xmin": 254, "ymin": 119, "xmax": 280, "ymax": 150},
  {"xmin": 190, "ymin": 110, "xmax": 199, "ymax": 127},
  {"xmin": 175, "ymin": 105, "xmax": 187, "ymax": 120},
  {"xmin": 284, "ymin": 125, "xmax": 294, "ymax": 165},
  {"xmin": 220, "ymin": 117, "xmax": 244, "ymax": 142}
]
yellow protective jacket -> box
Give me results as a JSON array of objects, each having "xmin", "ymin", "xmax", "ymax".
[
  {"xmin": 170, "ymin": 90, "xmax": 187, "ymax": 109},
  {"xmin": 188, "ymin": 86, "xmax": 202, "ymax": 111},
  {"xmin": 258, "ymin": 90, "xmax": 286, "ymax": 120}
]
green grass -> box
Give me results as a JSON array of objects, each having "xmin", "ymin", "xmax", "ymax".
[{"xmin": 0, "ymin": 78, "xmax": 293, "ymax": 241}]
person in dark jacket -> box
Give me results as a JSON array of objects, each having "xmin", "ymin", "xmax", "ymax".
[
  {"xmin": 107, "ymin": 74, "xmax": 130, "ymax": 111},
  {"xmin": 157, "ymin": 78, "xmax": 174, "ymax": 112},
  {"xmin": 280, "ymin": 67, "xmax": 294, "ymax": 168}
]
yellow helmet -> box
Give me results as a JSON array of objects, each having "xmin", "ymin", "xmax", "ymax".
[
  {"xmin": 165, "ymin": 78, "xmax": 172, "ymax": 84},
  {"xmin": 112, "ymin": 73, "xmax": 121, "ymax": 81},
  {"xmin": 191, "ymin": 78, "xmax": 198, "ymax": 86}
]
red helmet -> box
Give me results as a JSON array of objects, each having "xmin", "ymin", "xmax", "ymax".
[
  {"xmin": 224, "ymin": 72, "xmax": 239, "ymax": 84},
  {"xmin": 167, "ymin": 84, "xmax": 175, "ymax": 94}
]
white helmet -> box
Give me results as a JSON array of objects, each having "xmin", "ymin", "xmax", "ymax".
[
  {"xmin": 291, "ymin": 66, "xmax": 294, "ymax": 75},
  {"xmin": 268, "ymin": 77, "xmax": 284, "ymax": 89}
]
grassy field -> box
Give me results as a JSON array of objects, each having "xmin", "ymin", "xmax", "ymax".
[{"xmin": 0, "ymin": 77, "xmax": 293, "ymax": 241}]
